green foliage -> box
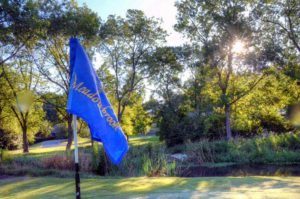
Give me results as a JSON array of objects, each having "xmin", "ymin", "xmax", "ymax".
[
  {"xmin": 231, "ymin": 71, "xmax": 295, "ymax": 134},
  {"xmin": 78, "ymin": 127, "xmax": 90, "ymax": 138},
  {"xmin": 38, "ymin": 120, "xmax": 53, "ymax": 139},
  {"xmin": 110, "ymin": 94, "xmax": 153, "ymax": 136},
  {"xmin": 0, "ymin": 149, "xmax": 12, "ymax": 162},
  {"xmin": 130, "ymin": 98, "xmax": 153, "ymax": 135},
  {"xmin": 157, "ymin": 95, "xmax": 189, "ymax": 147}
]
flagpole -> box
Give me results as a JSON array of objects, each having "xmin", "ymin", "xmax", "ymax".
[{"xmin": 73, "ymin": 115, "xmax": 81, "ymax": 199}]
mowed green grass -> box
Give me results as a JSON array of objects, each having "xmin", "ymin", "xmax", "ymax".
[
  {"xmin": 7, "ymin": 136, "xmax": 161, "ymax": 158},
  {"xmin": 1, "ymin": 176, "xmax": 300, "ymax": 198}
]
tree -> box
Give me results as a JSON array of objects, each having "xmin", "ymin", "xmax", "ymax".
[
  {"xmin": 146, "ymin": 47, "xmax": 189, "ymax": 145},
  {"xmin": 232, "ymin": 68, "xmax": 297, "ymax": 133},
  {"xmin": 254, "ymin": 0, "xmax": 300, "ymax": 129},
  {"xmin": 33, "ymin": 0, "xmax": 100, "ymax": 150},
  {"xmin": 255, "ymin": 0, "xmax": 300, "ymax": 54},
  {"xmin": 175, "ymin": 0, "xmax": 265, "ymax": 139},
  {"xmin": 254, "ymin": 0, "xmax": 300, "ymax": 84},
  {"xmin": 147, "ymin": 47, "xmax": 183, "ymax": 102},
  {"xmin": 97, "ymin": 64, "xmax": 153, "ymax": 136},
  {"xmin": 99, "ymin": 9, "xmax": 167, "ymax": 131},
  {"xmin": 0, "ymin": 0, "xmax": 45, "ymax": 68},
  {"xmin": 2, "ymin": 58, "xmax": 45, "ymax": 152}
]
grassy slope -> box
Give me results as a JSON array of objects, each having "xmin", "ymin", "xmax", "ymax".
[{"xmin": 1, "ymin": 176, "xmax": 300, "ymax": 198}]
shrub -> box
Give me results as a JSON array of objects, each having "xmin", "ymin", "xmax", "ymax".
[
  {"xmin": 0, "ymin": 128, "xmax": 22, "ymax": 150},
  {"xmin": 51, "ymin": 123, "xmax": 68, "ymax": 139},
  {"xmin": 0, "ymin": 149, "xmax": 12, "ymax": 162},
  {"xmin": 78, "ymin": 127, "xmax": 90, "ymax": 138}
]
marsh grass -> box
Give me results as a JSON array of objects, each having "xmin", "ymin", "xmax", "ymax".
[
  {"xmin": 1, "ymin": 136, "xmax": 174, "ymax": 177},
  {"xmin": 175, "ymin": 132, "xmax": 300, "ymax": 165}
]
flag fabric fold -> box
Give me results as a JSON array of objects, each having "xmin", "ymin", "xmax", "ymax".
[{"xmin": 67, "ymin": 38, "xmax": 128, "ymax": 165}]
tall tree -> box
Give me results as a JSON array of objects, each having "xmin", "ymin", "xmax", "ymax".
[
  {"xmin": 147, "ymin": 47, "xmax": 183, "ymax": 102},
  {"xmin": 96, "ymin": 64, "xmax": 153, "ymax": 136},
  {"xmin": 255, "ymin": 0, "xmax": 300, "ymax": 54},
  {"xmin": 2, "ymin": 57, "xmax": 45, "ymax": 152},
  {"xmin": 254, "ymin": 0, "xmax": 300, "ymax": 81},
  {"xmin": 33, "ymin": 0, "xmax": 100, "ymax": 150},
  {"xmin": 175, "ymin": 0, "xmax": 265, "ymax": 139},
  {"xmin": 0, "ymin": 0, "xmax": 44, "ymax": 68},
  {"xmin": 99, "ymin": 9, "xmax": 167, "ymax": 132}
]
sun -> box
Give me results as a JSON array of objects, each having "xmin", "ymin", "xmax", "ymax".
[{"xmin": 232, "ymin": 40, "xmax": 245, "ymax": 54}]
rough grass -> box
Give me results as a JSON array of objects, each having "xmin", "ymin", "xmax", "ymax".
[
  {"xmin": 1, "ymin": 136, "xmax": 166, "ymax": 177},
  {"xmin": 1, "ymin": 176, "xmax": 300, "ymax": 198}
]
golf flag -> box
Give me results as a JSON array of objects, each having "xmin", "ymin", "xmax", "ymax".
[{"xmin": 67, "ymin": 38, "xmax": 128, "ymax": 165}]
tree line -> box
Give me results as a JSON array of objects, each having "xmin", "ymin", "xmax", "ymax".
[{"xmin": 0, "ymin": 0, "xmax": 299, "ymax": 152}]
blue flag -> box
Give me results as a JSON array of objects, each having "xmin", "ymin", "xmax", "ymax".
[{"xmin": 67, "ymin": 38, "xmax": 128, "ymax": 165}]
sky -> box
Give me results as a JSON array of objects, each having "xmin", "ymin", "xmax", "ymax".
[{"xmin": 77, "ymin": 0, "xmax": 185, "ymax": 46}]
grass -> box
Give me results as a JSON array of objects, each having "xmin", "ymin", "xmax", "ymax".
[
  {"xmin": 1, "ymin": 176, "xmax": 300, "ymax": 198},
  {"xmin": 129, "ymin": 136, "xmax": 161, "ymax": 146},
  {"xmin": 7, "ymin": 136, "xmax": 161, "ymax": 156},
  {"xmin": 8, "ymin": 137, "xmax": 91, "ymax": 157}
]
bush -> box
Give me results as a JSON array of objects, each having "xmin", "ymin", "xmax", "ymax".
[
  {"xmin": 0, "ymin": 128, "xmax": 22, "ymax": 150},
  {"xmin": 0, "ymin": 149, "xmax": 12, "ymax": 162},
  {"xmin": 78, "ymin": 127, "xmax": 90, "ymax": 138},
  {"xmin": 37, "ymin": 120, "xmax": 53, "ymax": 139},
  {"xmin": 157, "ymin": 96, "xmax": 226, "ymax": 147},
  {"xmin": 51, "ymin": 123, "xmax": 68, "ymax": 139}
]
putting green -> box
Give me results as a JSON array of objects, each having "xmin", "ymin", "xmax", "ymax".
[{"xmin": 1, "ymin": 176, "xmax": 300, "ymax": 198}]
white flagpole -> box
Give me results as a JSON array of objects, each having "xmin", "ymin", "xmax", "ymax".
[{"xmin": 73, "ymin": 115, "xmax": 81, "ymax": 199}]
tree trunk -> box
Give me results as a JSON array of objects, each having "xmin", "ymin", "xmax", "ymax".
[
  {"xmin": 66, "ymin": 114, "xmax": 73, "ymax": 151},
  {"xmin": 117, "ymin": 104, "xmax": 129, "ymax": 141},
  {"xmin": 225, "ymin": 104, "xmax": 232, "ymax": 140},
  {"xmin": 22, "ymin": 126, "xmax": 29, "ymax": 153}
]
